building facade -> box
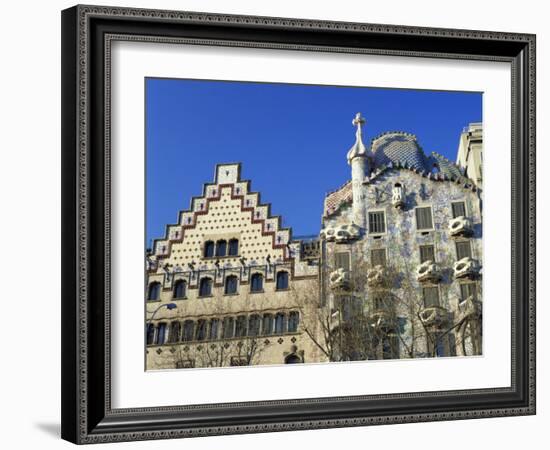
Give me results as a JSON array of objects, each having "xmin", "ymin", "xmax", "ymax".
[
  {"xmin": 146, "ymin": 113, "xmax": 483, "ymax": 370},
  {"xmin": 321, "ymin": 114, "xmax": 483, "ymax": 360},
  {"xmin": 145, "ymin": 163, "xmax": 323, "ymax": 369},
  {"xmin": 456, "ymin": 122, "xmax": 483, "ymax": 188}
]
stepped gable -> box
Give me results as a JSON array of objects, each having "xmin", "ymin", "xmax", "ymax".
[{"xmin": 149, "ymin": 163, "xmax": 292, "ymax": 265}]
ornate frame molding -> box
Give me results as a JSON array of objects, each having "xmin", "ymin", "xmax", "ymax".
[{"xmin": 61, "ymin": 5, "xmax": 535, "ymax": 444}]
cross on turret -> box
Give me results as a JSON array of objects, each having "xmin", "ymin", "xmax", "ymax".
[{"xmin": 352, "ymin": 112, "xmax": 366, "ymax": 134}]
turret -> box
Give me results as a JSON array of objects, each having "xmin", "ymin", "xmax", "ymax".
[{"xmin": 346, "ymin": 113, "xmax": 369, "ymax": 228}]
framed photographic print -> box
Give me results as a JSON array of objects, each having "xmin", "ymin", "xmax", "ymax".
[{"xmin": 61, "ymin": 4, "xmax": 536, "ymax": 444}]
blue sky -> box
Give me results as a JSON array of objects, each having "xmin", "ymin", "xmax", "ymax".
[{"xmin": 146, "ymin": 78, "xmax": 481, "ymax": 245}]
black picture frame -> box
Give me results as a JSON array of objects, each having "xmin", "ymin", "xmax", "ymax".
[{"xmin": 61, "ymin": 4, "xmax": 536, "ymax": 444}]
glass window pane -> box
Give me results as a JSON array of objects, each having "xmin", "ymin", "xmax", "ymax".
[
  {"xmin": 334, "ymin": 252, "xmax": 350, "ymax": 271},
  {"xmin": 423, "ymin": 287, "xmax": 439, "ymax": 307},
  {"xmin": 215, "ymin": 240, "xmax": 227, "ymax": 257},
  {"xmin": 251, "ymin": 273, "xmax": 263, "ymax": 292},
  {"xmin": 204, "ymin": 241, "xmax": 215, "ymax": 258},
  {"xmin": 416, "ymin": 207, "xmax": 433, "ymax": 230},
  {"xmin": 368, "ymin": 211, "xmax": 386, "ymax": 234},
  {"xmin": 452, "ymin": 201, "xmax": 466, "ymax": 218},
  {"xmin": 455, "ymin": 240, "xmax": 472, "ymax": 260},
  {"xmin": 419, "ymin": 245, "xmax": 435, "ymax": 263},
  {"xmin": 276, "ymin": 271, "xmax": 289, "ymax": 290},
  {"xmin": 228, "ymin": 239, "xmax": 239, "ymax": 256}
]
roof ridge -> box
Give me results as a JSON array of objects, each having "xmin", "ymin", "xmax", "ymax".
[{"xmin": 370, "ymin": 130, "xmax": 417, "ymax": 146}]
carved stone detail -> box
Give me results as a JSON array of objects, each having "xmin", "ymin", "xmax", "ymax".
[
  {"xmin": 367, "ymin": 265, "xmax": 386, "ymax": 287},
  {"xmin": 329, "ymin": 268, "xmax": 351, "ymax": 291},
  {"xmin": 320, "ymin": 222, "xmax": 361, "ymax": 243},
  {"xmin": 416, "ymin": 260, "xmax": 442, "ymax": 283},
  {"xmin": 453, "ymin": 257, "xmax": 481, "ymax": 279},
  {"xmin": 449, "ymin": 216, "xmax": 473, "ymax": 237}
]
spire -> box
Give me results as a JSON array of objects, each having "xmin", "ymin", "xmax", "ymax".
[{"xmin": 346, "ymin": 112, "xmax": 368, "ymax": 164}]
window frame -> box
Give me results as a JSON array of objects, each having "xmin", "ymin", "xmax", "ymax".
[
  {"xmin": 455, "ymin": 239, "xmax": 473, "ymax": 260},
  {"xmin": 172, "ymin": 279, "xmax": 187, "ymax": 299},
  {"xmin": 370, "ymin": 248, "xmax": 387, "ymax": 267},
  {"xmin": 415, "ymin": 205, "xmax": 435, "ymax": 232},
  {"xmin": 451, "ymin": 201, "xmax": 467, "ymax": 219},
  {"xmin": 228, "ymin": 238, "xmax": 239, "ymax": 256},
  {"xmin": 419, "ymin": 244, "xmax": 436, "ymax": 263},
  {"xmin": 224, "ymin": 275, "xmax": 239, "ymax": 295},
  {"xmin": 275, "ymin": 270, "xmax": 290, "ymax": 291},
  {"xmin": 367, "ymin": 209, "xmax": 387, "ymax": 235},
  {"xmin": 422, "ymin": 285, "xmax": 440, "ymax": 308},
  {"xmin": 203, "ymin": 240, "xmax": 215, "ymax": 258},
  {"xmin": 198, "ymin": 277, "xmax": 213, "ymax": 297},
  {"xmin": 250, "ymin": 272, "xmax": 264, "ymax": 293},
  {"xmin": 147, "ymin": 281, "xmax": 161, "ymax": 301}
]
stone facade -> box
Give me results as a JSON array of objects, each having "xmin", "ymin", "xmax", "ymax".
[
  {"xmin": 145, "ymin": 164, "xmax": 323, "ymax": 370},
  {"xmin": 146, "ymin": 113, "xmax": 483, "ymax": 369}
]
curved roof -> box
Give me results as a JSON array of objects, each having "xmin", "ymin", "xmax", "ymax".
[{"xmin": 371, "ymin": 132, "xmax": 426, "ymax": 171}]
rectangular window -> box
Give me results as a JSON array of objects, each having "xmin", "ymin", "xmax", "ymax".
[
  {"xmin": 419, "ymin": 245, "xmax": 435, "ymax": 263},
  {"xmin": 455, "ymin": 240, "xmax": 472, "ymax": 260},
  {"xmin": 422, "ymin": 286, "xmax": 440, "ymax": 307},
  {"xmin": 334, "ymin": 252, "xmax": 350, "ymax": 271},
  {"xmin": 451, "ymin": 201, "xmax": 466, "ymax": 218},
  {"xmin": 460, "ymin": 283, "xmax": 478, "ymax": 302},
  {"xmin": 415, "ymin": 206, "xmax": 433, "ymax": 230},
  {"xmin": 370, "ymin": 248, "xmax": 387, "ymax": 267},
  {"xmin": 368, "ymin": 211, "xmax": 386, "ymax": 234}
]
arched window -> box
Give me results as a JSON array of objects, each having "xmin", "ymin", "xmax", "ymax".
[
  {"xmin": 285, "ymin": 354, "xmax": 302, "ymax": 364},
  {"xmin": 248, "ymin": 315, "xmax": 261, "ymax": 336},
  {"xmin": 274, "ymin": 312, "xmax": 286, "ymax": 334},
  {"xmin": 215, "ymin": 240, "xmax": 227, "ymax": 257},
  {"xmin": 147, "ymin": 282, "xmax": 161, "ymax": 301},
  {"xmin": 182, "ymin": 320, "xmax": 195, "ymax": 342},
  {"xmin": 235, "ymin": 315, "xmax": 247, "ymax": 337},
  {"xmin": 204, "ymin": 241, "xmax": 215, "ymax": 258},
  {"xmin": 209, "ymin": 319, "xmax": 220, "ymax": 340},
  {"xmin": 228, "ymin": 239, "xmax": 239, "ymax": 256},
  {"xmin": 173, "ymin": 280, "xmax": 186, "ymax": 299},
  {"xmin": 168, "ymin": 321, "xmax": 181, "ymax": 343},
  {"xmin": 224, "ymin": 275, "xmax": 238, "ymax": 295},
  {"xmin": 199, "ymin": 277, "xmax": 213, "ymax": 297},
  {"xmin": 276, "ymin": 271, "xmax": 289, "ymax": 290},
  {"xmin": 156, "ymin": 323, "xmax": 167, "ymax": 345},
  {"xmin": 262, "ymin": 314, "xmax": 273, "ymax": 335},
  {"xmin": 250, "ymin": 273, "xmax": 263, "ymax": 292},
  {"xmin": 222, "ymin": 317, "xmax": 234, "ymax": 339},
  {"xmin": 146, "ymin": 324, "xmax": 155, "ymax": 345},
  {"xmin": 288, "ymin": 311, "xmax": 300, "ymax": 333},
  {"xmin": 196, "ymin": 320, "xmax": 207, "ymax": 341}
]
